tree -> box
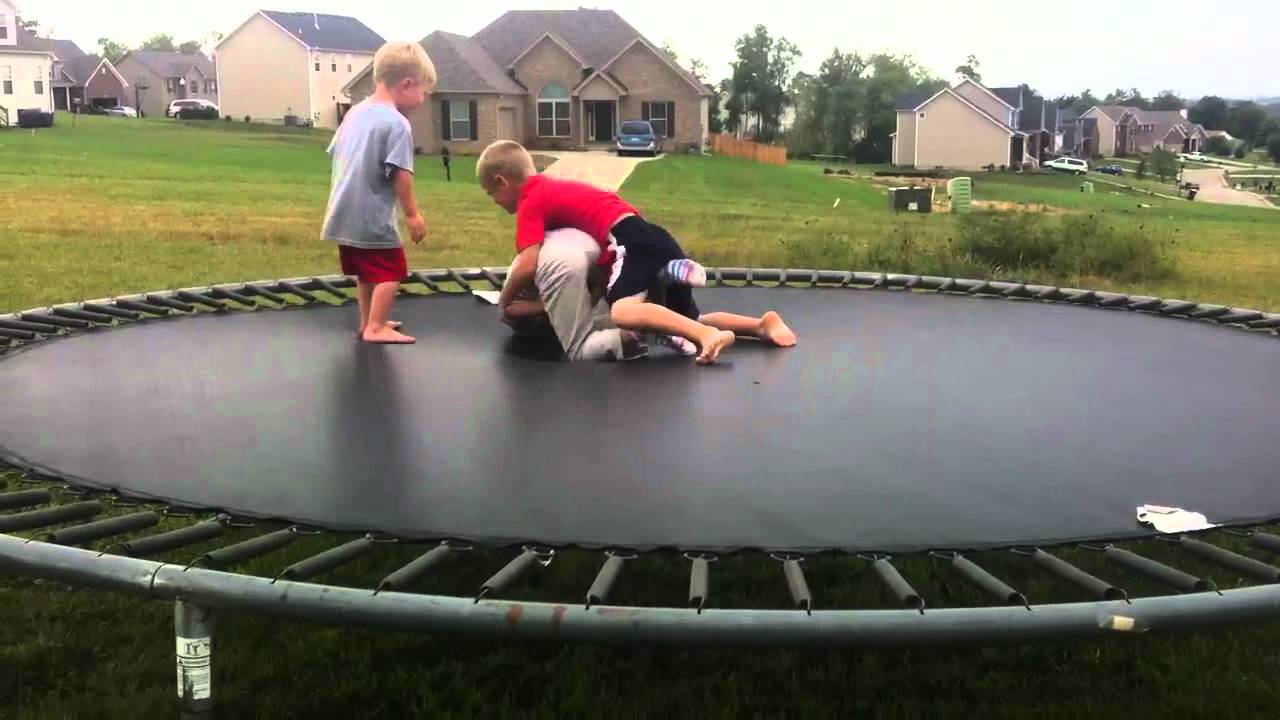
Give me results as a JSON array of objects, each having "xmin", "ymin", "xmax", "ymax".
[
  {"xmin": 178, "ymin": 40, "xmax": 202, "ymax": 55},
  {"xmin": 1136, "ymin": 158, "xmax": 1147, "ymax": 179},
  {"xmin": 687, "ymin": 59, "xmax": 724, "ymax": 135},
  {"xmin": 1150, "ymin": 147, "xmax": 1178, "ymax": 183},
  {"xmin": 1150, "ymin": 90, "xmax": 1184, "ymax": 111},
  {"xmin": 660, "ymin": 40, "xmax": 680, "ymax": 63},
  {"xmin": 1229, "ymin": 102, "xmax": 1270, "ymax": 145},
  {"xmin": 1205, "ymin": 135, "xmax": 1232, "ymax": 156},
  {"xmin": 1268, "ymin": 134, "xmax": 1280, "ymax": 166},
  {"xmin": 19, "ymin": 18, "xmax": 39, "ymax": 34},
  {"xmin": 954, "ymin": 54, "xmax": 981, "ymax": 82},
  {"xmin": 726, "ymin": 25, "xmax": 801, "ymax": 143},
  {"xmin": 139, "ymin": 34, "xmax": 177, "ymax": 52},
  {"xmin": 97, "ymin": 37, "xmax": 129, "ymax": 63},
  {"xmin": 1189, "ymin": 96, "xmax": 1229, "ymax": 130},
  {"xmin": 1104, "ymin": 87, "xmax": 1148, "ymax": 109}
]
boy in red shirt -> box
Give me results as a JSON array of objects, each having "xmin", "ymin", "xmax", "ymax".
[{"xmin": 480, "ymin": 140, "xmax": 796, "ymax": 364}]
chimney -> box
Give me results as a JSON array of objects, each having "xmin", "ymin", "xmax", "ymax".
[{"xmin": 1179, "ymin": 108, "xmax": 1188, "ymax": 119}]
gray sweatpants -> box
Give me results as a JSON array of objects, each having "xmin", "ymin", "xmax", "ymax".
[{"xmin": 505, "ymin": 229, "xmax": 624, "ymax": 361}]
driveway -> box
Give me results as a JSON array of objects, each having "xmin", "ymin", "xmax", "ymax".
[
  {"xmin": 1182, "ymin": 168, "xmax": 1273, "ymax": 208},
  {"xmin": 538, "ymin": 150, "xmax": 659, "ymax": 191}
]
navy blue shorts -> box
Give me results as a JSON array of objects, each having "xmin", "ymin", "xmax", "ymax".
[{"xmin": 605, "ymin": 216, "xmax": 700, "ymax": 320}]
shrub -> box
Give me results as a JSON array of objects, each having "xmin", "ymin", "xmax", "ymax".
[
  {"xmin": 1136, "ymin": 158, "xmax": 1148, "ymax": 179},
  {"xmin": 1268, "ymin": 134, "xmax": 1280, "ymax": 166},
  {"xmin": 1233, "ymin": 145, "xmax": 1247, "ymax": 159},
  {"xmin": 178, "ymin": 106, "xmax": 219, "ymax": 120},
  {"xmin": 224, "ymin": 114, "xmax": 232, "ymax": 122},
  {"xmin": 1205, "ymin": 135, "xmax": 1232, "ymax": 157},
  {"xmin": 244, "ymin": 115, "xmax": 252, "ymax": 123},
  {"xmin": 1149, "ymin": 147, "xmax": 1178, "ymax": 182}
]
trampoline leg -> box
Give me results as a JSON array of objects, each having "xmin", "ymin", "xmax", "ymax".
[{"xmin": 175, "ymin": 599, "xmax": 215, "ymax": 717}]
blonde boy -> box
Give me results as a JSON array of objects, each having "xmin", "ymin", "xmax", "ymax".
[{"xmin": 322, "ymin": 41, "xmax": 436, "ymax": 344}]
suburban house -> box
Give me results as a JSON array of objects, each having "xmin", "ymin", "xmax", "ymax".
[
  {"xmin": 344, "ymin": 9, "xmax": 713, "ymax": 154},
  {"xmin": 891, "ymin": 76, "xmax": 1034, "ymax": 170},
  {"xmin": 990, "ymin": 84, "xmax": 1059, "ymax": 163},
  {"xmin": 1071, "ymin": 105, "xmax": 1205, "ymax": 157},
  {"xmin": 0, "ymin": 2, "xmax": 55, "ymax": 121},
  {"xmin": 43, "ymin": 39, "xmax": 128, "ymax": 111},
  {"xmin": 114, "ymin": 50, "xmax": 219, "ymax": 119},
  {"xmin": 216, "ymin": 10, "xmax": 383, "ymax": 128}
]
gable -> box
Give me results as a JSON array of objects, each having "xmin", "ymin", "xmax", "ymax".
[
  {"xmin": 921, "ymin": 89, "xmax": 1014, "ymax": 135},
  {"xmin": 575, "ymin": 72, "xmax": 624, "ymax": 100},
  {"xmin": 601, "ymin": 39, "xmax": 707, "ymax": 97},
  {"xmin": 512, "ymin": 34, "xmax": 584, "ymax": 95},
  {"xmin": 952, "ymin": 80, "xmax": 1011, "ymax": 123}
]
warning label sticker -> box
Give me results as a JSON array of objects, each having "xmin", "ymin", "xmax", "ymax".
[{"xmin": 176, "ymin": 636, "xmax": 212, "ymax": 700}]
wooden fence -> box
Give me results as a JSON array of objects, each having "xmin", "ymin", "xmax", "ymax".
[{"xmin": 709, "ymin": 133, "xmax": 788, "ymax": 166}]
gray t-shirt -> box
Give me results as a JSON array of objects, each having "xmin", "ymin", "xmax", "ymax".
[{"xmin": 321, "ymin": 101, "xmax": 415, "ymax": 248}]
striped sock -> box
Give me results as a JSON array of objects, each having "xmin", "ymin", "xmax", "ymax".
[
  {"xmin": 648, "ymin": 333, "xmax": 698, "ymax": 356},
  {"xmin": 660, "ymin": 259, "xmax": 707, "ymax": 287}
]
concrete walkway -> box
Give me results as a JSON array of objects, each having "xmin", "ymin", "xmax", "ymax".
[
  {"xmin": 538, "ymin": 150, "xmax": 660, "ymax": 191},
  {"xmin": 1182, "ymin": 168, "xmax": 1273, "ymax": 208}
]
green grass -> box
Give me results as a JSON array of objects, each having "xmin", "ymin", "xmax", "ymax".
[{"xmin": 3, "ymin": 117, "xmax": 1280, "ymax": 718}]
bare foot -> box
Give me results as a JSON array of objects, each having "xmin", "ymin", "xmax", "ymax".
[
  {"xmin": 696, "ymin": 329, "xmax": 736, "ymax": 365},
  {"xmin": 357, "ymin": 320, "xmax": 401, "ymax": 336},
  {"xmin": 362, "ymin": 325, "xmax": 416, "ymax": 344},
  {"xmin": 758, "ymin": 312, "xmax": 797, "ymax": 347}
]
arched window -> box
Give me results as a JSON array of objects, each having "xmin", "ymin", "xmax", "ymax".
[{"xmin": 537, "ymin": 83, "xmax": 570, "ymax": 138}]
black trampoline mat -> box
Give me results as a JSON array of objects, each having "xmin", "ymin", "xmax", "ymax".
[{"xmin": 3, "ymin": 287, "xmax": 1279, "ymax": 552}]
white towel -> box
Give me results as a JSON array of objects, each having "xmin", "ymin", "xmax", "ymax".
[{"xmin": 1136, "ymin": 504, "xmax": 1217, "ymax": 534}]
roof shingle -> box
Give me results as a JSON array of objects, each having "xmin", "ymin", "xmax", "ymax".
[
  {"xmin": 125, "ymin": 51, "xmax": 216, "ymax": 80},
  {"xmin": 260, "ymin": 10, "xmax": 384, "ymax": 53},
  {"xmin": 423, "ymin": 32, "xmax": 524, "ymax": 94}
]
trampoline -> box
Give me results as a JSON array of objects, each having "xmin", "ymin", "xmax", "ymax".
[{"xmin": 4, "ymin": 267, "xmax": 1280, "ymax": 711}]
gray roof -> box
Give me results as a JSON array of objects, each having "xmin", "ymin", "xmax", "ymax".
[
  {"xmin": 260, "ymin": 10, "xmax": 384, "ymax": 52},
  {"xmin": 124, "ymin": 51, "xmax": 216, "ymax": 79},
  {"xmin": 423, "ymin": 32, "xmax": 524, "ymax": 94},
  {"xmin": 55, "ymin": 55, "xmax": 108, "ymax": 86},
  {"xmin": 894, "ymin": 90, "xmax": 932, "ymax": 110},
  {"xmin": 991, "ymin": 87, "xmax": 1022, "ymax": 108},
  {"xmin": 473, "ymin": 9, "xmax": 639, "ymax": 68},
  {"xmin": 9, "ymin": 25, "xmax": 57, "ymax": 55},
  {"xmin": 1095, "ymin": 105, "xmax": 1133, "ymax": 121}
]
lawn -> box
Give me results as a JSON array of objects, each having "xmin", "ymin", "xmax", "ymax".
[{"xmin": 3, "ymin": 116, "xmax": 1280, "ymax": 718}]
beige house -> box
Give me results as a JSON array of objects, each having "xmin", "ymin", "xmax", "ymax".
[
  {"xmin": 344, "ymin": 9, "xmax": 713, "ymax": 154},
  {"xmin": 114, "ymin": 51, "xmax": 218, "ymax": 119},
  {"xmin": 1072, "ymin": 105, "xmax": 1206, "ymax": 157},
  {"xmin": 216, "ymin": 10, "xmax": 383, "ymax": 128},
  {"xmin": 0, "ymin": 1, "xmax": 55, "ymax": 120},
  {"xmin": 892, "ymin": 77, "xmax": 1031, "ymax": 170}
]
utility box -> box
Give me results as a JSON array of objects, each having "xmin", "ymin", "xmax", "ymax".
[
  {"xmin": 948, "ymin": 177, "xmax": 973, "ymax": 213},
  {"xmin": 890, "ymin": 186, "xmax": 933, "ymax": 213},
  {"xmin": 1080, "ymin": 182, "xmax": 1094, "ymax": 193}
]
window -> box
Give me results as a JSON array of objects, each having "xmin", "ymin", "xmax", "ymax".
[
  {"xmin": 537, "ymin": 83, "xmax": 570, "ymax": 137},
  {"xmin": 331, "ymin": 62, "xmax": 337, "ymax": 72},
  {"xmin": 0, "ymin": 15, "xmax": 7, "ymax": 40},
  {"xmin": 208, "ymin": 79, "xmax": 218, "ymax": 93},
  {"xmin": 642, "ymin": 101, "xmax": 675, "ymax": 138},
  {"xmin": 191, "ymin": 81, "xmax": 200, "ymax": 94},
  {"xmin": 450, "ymin": 101, "xmax": 470, "ymax": 140},
  {"xmin": 166, "ymin": 78, "xmax": 178, "ymax": 93},
  {"xmin": 34, "ymin": 79, "xmax": 43, "ymax": 95},
  {"xmin": 1, "ymin": 65, "xmax": 11, "ymax": 95},
  {"xmin": 347, "ymin": 64, "xmax": 352, "ymax": 72},
  {"xmin": 315, "ymin": 61, "xmax": 321, "ymax": 71}
]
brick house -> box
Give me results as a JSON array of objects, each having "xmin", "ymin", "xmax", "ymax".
[{"xmin": 344, "ymin": 9, "xmax": 713, "ymax": 154}]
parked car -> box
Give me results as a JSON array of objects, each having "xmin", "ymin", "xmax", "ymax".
[
  {"xmin": 615, "ymin": 120, "xmax": 658, "ymax": 157},
  {"xmin": 1096, "ymin": 164, "xmax": 1124, "ymax": 176},
  {"xmin": 1043, "ymin": 156, "xmax": 1089, "ymax": 175},
  {"xmin": 166, "ymin": 98, "xmax": 218, "ymax": 118},
  {"xmin": 104, "ymin": 106, "xmax": 138, "ymax": 118}
]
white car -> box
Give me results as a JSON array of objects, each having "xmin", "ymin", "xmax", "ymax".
[
  {"xmin": 167, "ymin": 98, "xmax": 219, "ymax": 117},
  {"xmin": 1181, "ymin": 152, "xmax": 1211, "ymax": 163},
  {"xmin": 1043, "ymin": 156, "xmax": 1089, "ymax": 175},
  {"xmin": 104, "ymin": 106, "xmax": 138, "ymax": 118}
]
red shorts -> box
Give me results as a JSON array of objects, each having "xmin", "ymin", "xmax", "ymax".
[{"xmin": 338, "ymin": 245, "xmax": 408, "ymax": 284}]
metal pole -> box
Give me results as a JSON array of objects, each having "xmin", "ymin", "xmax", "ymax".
[{"xmin": 175, "ymin": 600, "xmax": 214, "ymax": 717}]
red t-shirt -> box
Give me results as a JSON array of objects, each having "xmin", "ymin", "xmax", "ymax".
[{"xmin": 515, "ymin": 175, "xmax": 638, "ymax": 267}]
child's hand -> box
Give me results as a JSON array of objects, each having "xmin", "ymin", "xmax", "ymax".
[{"xmin": 406, "ymin": 214, "xmax": 427, "ymax": 244}]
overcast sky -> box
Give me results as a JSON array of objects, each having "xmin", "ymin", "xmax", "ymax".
[{"xmin": 21, "ymin": 0, "xmax": 1280, "ymax": 100}]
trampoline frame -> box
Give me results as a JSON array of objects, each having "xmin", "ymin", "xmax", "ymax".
[{"xmin": 2, "ymin": 267, "xmax": 1280, "ymax": 713}]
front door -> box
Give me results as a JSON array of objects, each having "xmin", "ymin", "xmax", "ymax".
[
  {"xmin": 498, "ymin": 107, "xmax": 517, "ymax": 141},
  {"xmin": 592, "ymin": 102, "xmax": 615, "ymax": 143}
]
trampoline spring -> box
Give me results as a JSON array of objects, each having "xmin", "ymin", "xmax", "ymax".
[
  {"xmin": 112, "ymin": 298, "xmax": 172, "ymax": 316},
  {"xmin": 1247, "ymin": 533, "xmax": 1280, "ymax": 556},
  {"xmin": 310, "ymin": 277, "xmax": 349, "ymax": 301},
  {"xmin": 935, "ymin": 278, "xmax": 957, "ymax": 293},
  {"xmin": 1128, "ymin": 298, "xmax": 1164, "ymax": 312},
  {"xmin": 1246, "ymin": 317, "xmax": 1280, "ymax": 330},
  {"xmin": 777, "ymin": 268, "xmax": 789, "ymax": 286},
  {"xmin": 869, "ymin": 557, "xmax": 925, "ymax": 612},
  {"xmin": 242, "ymin": 285, "xmax": 287, "ymax": 305},
  {"xmin": 1019, "ymin": 548, "xmax": 1128, "ymax": 602},
  {"xmin": 109, "ymin": 518, "xmax": 227, "ymax": 558},
  {"xmin": 586, "ymin": 553, "xmax": 630, "ymax": 609},
  {"xmin": 446, "ymin": 269, "xmax": 473, "ymax": 292},
  {"xmin": 144, "ymin": 295, "xmax": 197, "ymax": 313},
  {"xmin": 1100, "ymin": 547, "xmax": 1216, "ymax": 594},
  {"xmin": 947, "ymin": 554, "xmax": 1029, "ymax": 608},
  {"xmin": 195, "ymin": 527, "xmax": 299, "ymax": 569},
  {"xmin": 275, "ymin": 535, "xmax": 376, "ymax": 582},
  {"xmin": 20, "ymin": 312, "xmax": 91, "ymax": 330},
  {"xmin": 688, "ymin": 556, "xmax": 711, "ymax": 613},
  {"xmin": 904, "ymin": 276, "xmax": 922, "ymax": 290},
  {"xmin": 1215, "ymin": 311, "xmax": 1265, "ymax": 326},
  {"xmin": 711, "ymin": 267, "xmax": 724, "ymax": 287},
  {"xmin": 1098, "ymin": 295, "xmax": 1131, "ymax": 308},
  {"xmin": 1066, "ymin": 290, "xmax": 1098, "ymax": 304},
  {"xmin": 1000, "ymin": 284, "xmax": 1028, "ymax": 298},
  {"xmin": 966, "ymin": 281, "xmax": 994, "ymax": 296},
  {"xmin": 0, "ymin": 488, "xmax": 52, "ymax": 511},
  {"xmin": 81, "ymin": 302, "xmax": 141, "ymax": 320},
  {"xmin": 478, "ymin": 549, "xmax": 542, "ymax": 601},
  {"xmin": 0, "ymin": 317, "xmax": 62, "ymax": 335},
  {"xmin": 209, "ymin": 287, "xmax": 258, "ymax": 308},
  {"xmin": 52, "ymin": 307, "xmax": 115, "ymax": 325},
  {"xmin": 744, "ymin": 268, "xmax": 756, "ymax": 286},
  {"xmin": 376, "ymin": 542, "xmax": 454, "ymax": 594},
  {"xmin": 0, "ymin": 500, "xmax": 103, "ymax": 533},
  {"xmin": 870, "ymin": 273, "xmax": 888, "ymax": 289},
  {"xmin": 1177, "ymin": 538, "xmax": 1280, "ymax": 584},
  {"xmin": 0, "ymin": 327, "xmax": 35, "ymax": 341},
  {"xmin": 410, "ymin": 272, "xmax": 441, "ymax": 292},
  {"xmin": 1190, "ymin": 306, "xmax": 1231, "ymax": 320},
  {"xmin": 39, "ymin": 511, "xmax": 159, "ymax": 547},
  {"xmin": 1035, "ymin": 286, "xmax": 1062, "ymax": 301},
  {"xmin": 481, "ymin": 269, "xmax": 505, "ymax": 289},
  {"xmin": 276, "ymin": 281, "xmax": 318, "ymax": 304},
  {"xmin": 1160, "ymin": 301, "xmax": 1199, "ymax": 316},
  {"xmin": 782, "ymin": 558, "xmax": 813, "ymax": 614},
  {"xmin": 808, "ymin": 270, "xmax": 821, "ymax": 287}
]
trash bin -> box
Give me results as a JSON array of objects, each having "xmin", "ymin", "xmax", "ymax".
[
  {"xmin": 889, "ymin": 187, "xmax": 933, "ymax": 213},
  {"xmin": 948, "ymin": 177, "xmax": 972, "ymax": 213}
]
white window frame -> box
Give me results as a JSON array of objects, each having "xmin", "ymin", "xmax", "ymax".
[
  {"xmin": 537, "ymin": 83, "xmax": 571, "ymax": 138},
  {"xmin": 645, "ymin": 101, "xmax": 670, "ymax": 138},
  {"xmin": 0, "ymin": 15, "xmax": 7, "ymax": 41},
  {"xmin": 449, "ymin": 101, "xmax": 470, "ymax": 141},
  {"xmin": 1, "ymin": 65, "xmax": 11, "ymax": 96}
]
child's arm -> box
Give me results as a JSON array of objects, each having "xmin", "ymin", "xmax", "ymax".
[
  {"xmin": 498, "ymin": 244, "xmax": 541, "ymax": 309},
  {"xmin": 394, "ymin": 169, "xmax": 426, "ymax": 244}
]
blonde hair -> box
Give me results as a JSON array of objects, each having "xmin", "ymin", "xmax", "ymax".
[
  {"xmin": 477, "ymin": 140, "xmax": 536, "ymax": 186},
  {"xmin": 373, "ymin": 41, "xmax": 437, "ymax": 90}
]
